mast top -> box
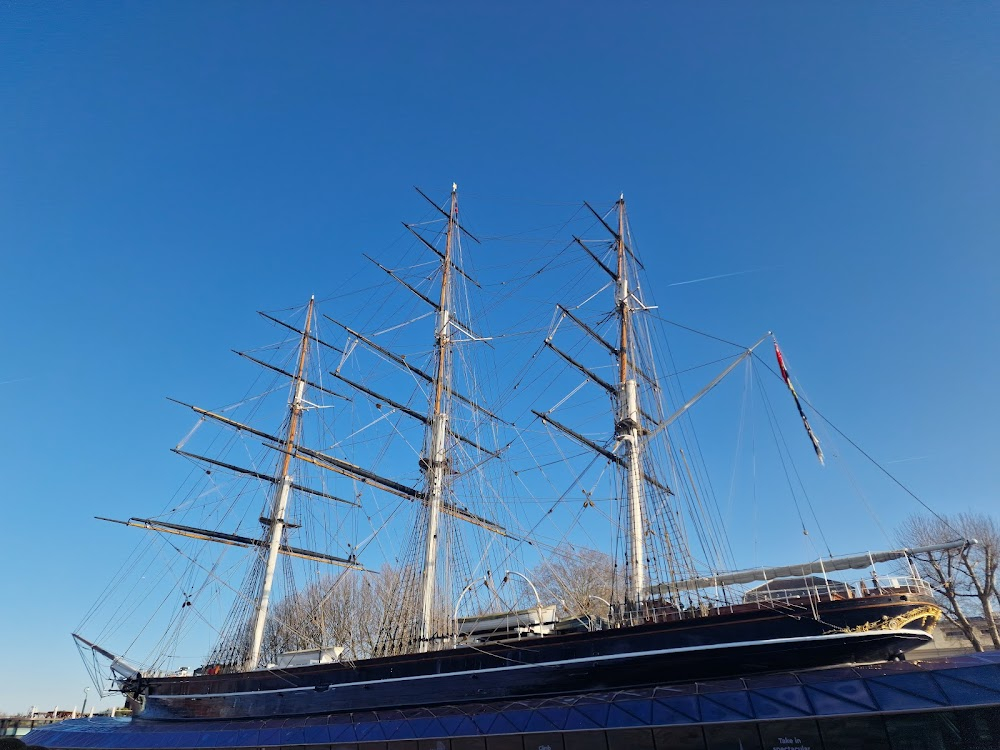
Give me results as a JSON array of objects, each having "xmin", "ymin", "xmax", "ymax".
[{"xmin": 453, "ymin": 182, "xmax": 458, "ymax": 193}]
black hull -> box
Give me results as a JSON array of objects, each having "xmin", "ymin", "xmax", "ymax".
[{"xmin": 136, "ymin": 596, "xmax": 938, "ymax": 721}]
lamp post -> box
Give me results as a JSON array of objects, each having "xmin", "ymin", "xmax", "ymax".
[{"xmin": 81, "ymin": 687, "xmax": 90, "ymax": 716}]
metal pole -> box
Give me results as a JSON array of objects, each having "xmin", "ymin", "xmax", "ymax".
[{"xmin": 505, "ymin": 570, "xmax": 545, "ymax": 636}]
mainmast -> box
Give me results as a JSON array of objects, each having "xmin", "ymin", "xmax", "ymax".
[
  {"xmin": 614, "ymin": 196, "xmax": 647, "ymax": 608},
  {"xmin": 246, "ymin": 297, "xmax": 315, "ymax": 669},
  {"xmin": 416, "ymin": 184, "xmax": 458, "ymax": 651}
]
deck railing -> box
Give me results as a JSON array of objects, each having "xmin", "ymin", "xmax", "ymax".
[{"xmin": 747, "ymin": 576, "xmax": 934, "ymax": 606}]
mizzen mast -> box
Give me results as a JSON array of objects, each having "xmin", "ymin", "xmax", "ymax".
[
  {"xmin": 612, "ymin": 195, "xmax": 647, "ymax": 608},
  {"xmin": 416, "ymin": 184, "xmax": 458, "ymax": 652},
  {"xmin": 246, "ymin": 296, "xmax": 316, "ymax": 669}
]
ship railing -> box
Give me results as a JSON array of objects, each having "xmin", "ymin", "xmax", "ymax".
[
  {"xmin": 854, "ymin": 575, "xmax": 935, "ymax": 598},
  {"xmin": 746, "ymin": 575, "xmax": 934, "ymax": 606}
]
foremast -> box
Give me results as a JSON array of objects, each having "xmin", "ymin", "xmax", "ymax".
[
  {"xmin": 417, "ymin": 184, "xmax": 458, "ymax": 652},
  {"xmin": 612, "ymin": 196, "xmax": 647, "ymax": 608},
  {"xmin": 246, "ymin": 297, "xmax": 316, "ymax": 669}
]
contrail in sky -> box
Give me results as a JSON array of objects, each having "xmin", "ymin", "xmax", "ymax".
[
  {"xmin": 667, "ymin": 267, "xmax": 776, "ymax": 287},
  {"xmin": 0, "ymin": 377, "xmax": 31, "ymax": 387},
  {"xmin": 884, "ymin": 456, "xmax": 930, "ymax": 465}
]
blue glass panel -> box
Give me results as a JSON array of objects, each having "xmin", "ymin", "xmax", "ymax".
[
  {"xmin": 466, "ymin": 710, "xmax": 499, "ymax": 735},
  {"xmin": 757, "ymin": 686, "xmax": 811, "ymax": 714},
  {"xmin": 523, "ymin": 709, "xmax": 562, "ymax": 733},
  {"xmin": 647, "ymin": 700, "xmax": 690, "ymax": 726},
  {"xmin": 748, "ymin": 690, "xmax": 810, "ymax": 719},
  {"xmin": 876, "ymin": 672, "xmax": 951, "ymax": 708},
  {"xmin": 813, "ymin": 677, "xmax": 876, "ymax": 708},
  {"xmin": 403, "ymin": 717, "xmax": 444, "ymax": 740},
  {"xmin": 497, "ymin": 710, "xmax": 533, "ymax": 733},
  {"xmin": 542, "ymin": 706, "xmax": 575, "ymax": 731},
  {"xmin": 374, "ymin": 719, "xmax": 407, "ymax": 740},
  {"xmin": 301, "ymin": 725, "xmax": 331, "ymax": 743},
  {"xmin": 562, "ymin": 705, "xmax": 608, "ymax": 732},
  {"xmin": 233, "ymin": 728, "xmax": 260, "ymax": 745},
  {"xmin": 198, "ymin": 730, "xmax": 227, "ymax": 746},
  {"xmin": 933, "ymin": 671, "xmax": 1000, "ymax": 708},
  {"xmin": 613, "ymin": 699, "xmax": 653, "ymax": 725},
  {"xmin": 604, "ymin": 704, "xmax": 648, "ymax": 729},
  {"xmin": 75, "ymin": 728, "xmax": 105, "ymax": 748},
  {"xmin": 571, "ymin": 701, "xmax": 610, "ymax": 730},
  {"xmin": 257, "ymin": 727, "xmax": 285, "ymax": 746},
  {"xmin": 481, "ymin": 711, "xmax": 519, "ymax": 736},
  {"xmin": 354, "ymin": 719, "xmax": 388, "ymax": 742},
  {"xmin": 436, "ymin": 715, "xmax": 479, "ymax": 737},
  {"xmin": 943, "ymin": 664, "xmax": 1000, "ymax": 693},
  {"xmin": 171, "ymin": 731, "xmax": 205, "ymax": 748},
  {"xmin": 659, "ymin": 695, "xmax": 701, "ymax": 723},
  {"xmin": 189, "ymin": 720, "xmax": 226, "ymax": 732},
  {"xmin": 932, "ymin": 653, "xmax": 988, "ymax": 669},
  {"xmin": 801, "ymin": 687, "xmax": 870, "ymax": 716},
  {"xmin": 281, "ymin": 725, "xmax": 307, "ymax": 745},
  {"xmin": 698, "ymin": 690, "xmax": 754, "ymax": 720},
  {"xmin": 327, "ymin": 721, "xmax": 357, "ymax": 743},
  {"xmin": 697, "ymin": 696, "xmax": 746, "ymax": 724},
  {"xmin": 866, "ymin": 680, "xmax": 947, "ymax": 712}
]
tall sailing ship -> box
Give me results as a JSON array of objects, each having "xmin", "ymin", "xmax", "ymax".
[{"xmin": 75, "ymin": 186, "xmax": 955, "ymax": 722}]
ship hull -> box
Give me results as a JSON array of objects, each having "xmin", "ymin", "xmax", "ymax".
[{"xmin": 135, "ymin": 595, "xmax": 939, "ymax": 721}]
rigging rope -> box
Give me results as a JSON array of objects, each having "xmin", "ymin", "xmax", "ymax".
[{"xmin": 751, "ymin": 354, "xmax": 959, "ymax": 535}]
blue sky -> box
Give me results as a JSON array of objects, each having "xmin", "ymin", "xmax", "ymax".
[{"xmin": 2, "ymin": 2, "xmax": 998, "ymax": 714}]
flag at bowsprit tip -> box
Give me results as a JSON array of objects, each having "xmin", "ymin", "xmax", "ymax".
[{"xmin": 773, "ymin": 337, "xmax": 824, "ymax": 465}]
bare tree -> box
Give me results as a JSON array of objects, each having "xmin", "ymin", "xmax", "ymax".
[
  {"xmin": 531, "ymin": 544, "xmax": 621, "ymax": 618},
  {"xmin": 261, "ymin": 565, "xmax": 406, "ymax": 663},
  {"xmin": 897, "ymin": 513, "xmax": 1000, "ymax": 651},
  {"xmin": 955, "ymin": 513, "xmax": 1000, "ymax": 648}
]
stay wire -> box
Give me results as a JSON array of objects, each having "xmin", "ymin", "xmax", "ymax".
[{"xmin": 751, "ymin": 355, "xmax": 959, "ymax": 535}]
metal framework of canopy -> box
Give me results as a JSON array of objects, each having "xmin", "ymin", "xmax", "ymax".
[{"xmin": 652, "ymin": 539, "xmax": 971, "ymax": 594}]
